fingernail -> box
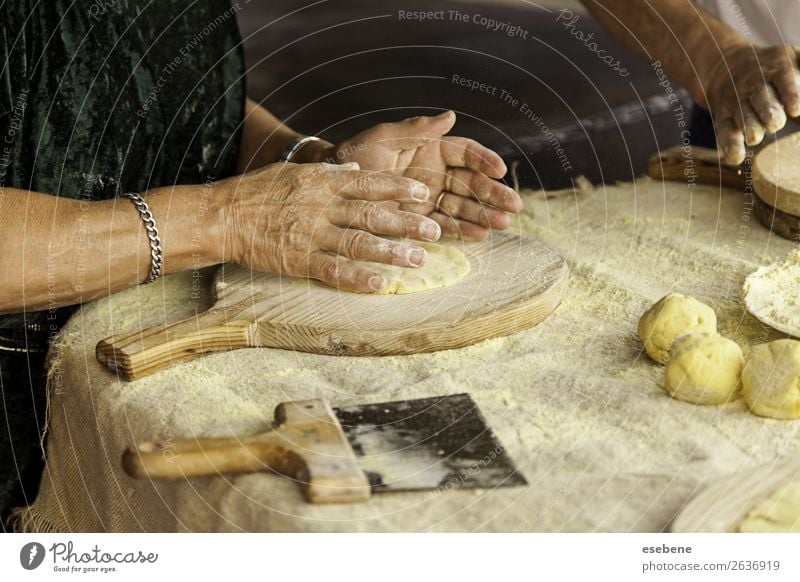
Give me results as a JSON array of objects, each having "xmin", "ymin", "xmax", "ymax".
[
  {"xmin": 408, "ymin": 247, "xmax": 426, "ymax": 266},
  {"xmin": 421, "ymin": 222, "xmax": 440, "ymax": 241},
  {"xmin": 369, "ymin": 276, "xmax": 386, "ymax": 291},
  {"xmin": 411, "ymin": 182, "xmax": 430, "ymax": 201}
]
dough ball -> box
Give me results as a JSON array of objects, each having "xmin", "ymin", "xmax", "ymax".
[
  {"xmin": 742, "ymin": 339, "xmax": 800, "ymax": 419},
  {"xmin": 740, "ymin": 480, "xmax": 800, "ymax": 533},
  {"xmin": 332, "ymin": 241, "xmax": 470, "ymax": 294},
  {"xmin": 664, "ymin": 333, "xmax": 744, "ymax": 405},
  {"xmin": 637, "ymin": 293, "xmax": 717, "ymax": 363}
]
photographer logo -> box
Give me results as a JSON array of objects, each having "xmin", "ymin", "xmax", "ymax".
[{"xmin": 20, "ymin": 542, "xmax": 46, "ymax": 570}]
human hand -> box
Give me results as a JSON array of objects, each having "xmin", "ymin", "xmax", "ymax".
[
  {"xmin": 700, "ymin": 42, "xmax": 800, "ymax": 164},
  {"xmin": 325, "ymin": 112, "xmax": 522, "ymax": 241},
  {"xmin": 214, "ymin": 162, "xmax": 441, "ymax": 292}
]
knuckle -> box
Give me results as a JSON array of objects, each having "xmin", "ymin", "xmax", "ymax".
[
  {"xmin": 296, "ymin": 164, "xmax": 319, "ymax": 180},
  {"xmin": 375, "ymin": 122, "xmax": 391, "ymax": 133},
  {"xmin": 355, "ymin": 174, "xmax": 375, "ymax": 197},
  {"xmin": 440, "ymin": 194, "xmax": 458, "ymax": 215},
  {"xmin": 318, "ymin": 260, "xmax": 340, "ymax": 282},
  {"xmin": 358, "ymin": 203, "xmax": 382, "ymax": 231},
  {"xmin": 279, "ymin": 250, "xmax": 306, "ymax": 277},
  {"xmin": 769, "ymin": 45, "xmax": 788, "ymax": 59},
  {"xmin": 761, "ymin": 106, "xmax": 777, "ymax": 120},
  {"xmin": 765, "ymin": 93, "xmax": 781, "ymax": 108},
  {"xmin": 344, "ymin": 230, "xmax": 370, "ymax": 258},
  {"xmin": 402, "ymin": 214, "xmax": 420, "ymax": 237}
]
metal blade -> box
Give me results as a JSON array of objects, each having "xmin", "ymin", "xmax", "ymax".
[{"xmin": 334, "ymin": 393, "xmax": 527, "ymax": 493}]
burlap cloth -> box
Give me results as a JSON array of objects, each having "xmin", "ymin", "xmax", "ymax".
[{"xmin": 12, "ymin": 177, "xmax": 800, "ymax": 532}]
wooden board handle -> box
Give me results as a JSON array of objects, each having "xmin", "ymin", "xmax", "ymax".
[
  {"xmin": 122, "ymin": 399, "xmax": 372, "ymax": 504},
  {"xmin": 648, "ymin": 144, "xmax": 748, "ymax": 190},
  {"xmin": 95, "ymin": 306, "xmax": 256, "ymax": 381}
]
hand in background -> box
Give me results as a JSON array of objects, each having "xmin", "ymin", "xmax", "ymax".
[
  {"xmin": 326, "ymin": 111, "xmax": 523, "ymax": 241},
  {"xmin": 701, "ymin": 43, "xmax": 800, "ymax": 164}
]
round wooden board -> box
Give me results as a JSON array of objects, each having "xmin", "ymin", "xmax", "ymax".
[
  {"xmin": 752, "ymin": 191, "xmax": 800, "ymax": 242},
  {"xmin": 213, "ymin": 232, "xmax": 569, "ymax": 356},
  {"xmin": 671, "ymin": 459, "xmax": 800, "ymax": 533},
  {"xmin": 97, "ymin": 233, "xmax": 569, "ymax": 379},
  {"xmin": 753, "ymin": 132, "xmax": 800, "ymax": 217}
]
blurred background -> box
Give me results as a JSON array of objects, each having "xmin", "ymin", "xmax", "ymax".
[{"xmin": 237, "ymin": 0, "xmax": 690, "ymax": 190}]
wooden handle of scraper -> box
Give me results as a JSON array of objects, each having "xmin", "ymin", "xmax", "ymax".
[
  {"xmin": 123, "ymin": 433, "xmax": 279, "ymax": 477},
  {"xmin": 95, "ymin": 305, "xmax": 256, "ymax": 381},
  {"xmin": 121, "ymin": 399, "xmax": 372, "ymax": 503}
]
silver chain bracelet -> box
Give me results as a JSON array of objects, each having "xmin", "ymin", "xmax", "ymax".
[{"xmin": 120, "ymin": 192, "xmax": 163, "ymax": 284}]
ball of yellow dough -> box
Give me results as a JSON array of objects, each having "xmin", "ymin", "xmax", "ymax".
[
  {"xmin": 664, "ymin": 333, "xmax": 744, "ymax": 405},
  {"xmin": 638, "ymin": 293, "xmax": 717, "ymax": 364},
  {"xmin": 742, "ymin": 339, "xmax": 800, "ymax": 419}
]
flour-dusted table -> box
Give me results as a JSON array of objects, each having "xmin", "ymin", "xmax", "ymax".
[{"xmin": 16, "ymin": 178, "xmax": 800, "ymax": 532}]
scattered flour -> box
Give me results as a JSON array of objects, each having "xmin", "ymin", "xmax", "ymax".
[{"xmin": 16, "ymin": 177, "xmax": 800, "ymax": 533}]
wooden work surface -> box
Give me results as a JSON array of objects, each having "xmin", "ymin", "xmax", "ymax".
[{"xmin": 19, "ymin": 178, "xmax": 800, "ymax": 533}]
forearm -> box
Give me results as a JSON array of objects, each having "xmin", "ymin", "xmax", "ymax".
[
  {"xmin": 237, "ymin": 98, "xmax": 332, "ymax": 172},
  {"xmin": 0, "ymin": 185, "xmax": 222, "ymax": 314},
  {"xmin": 582, "ymin": 0, "xmax": 747, "ymax": 108}
]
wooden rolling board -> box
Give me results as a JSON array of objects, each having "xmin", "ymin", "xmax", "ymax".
[
  {"xmin": 671, "ymin": 460, "xmax": 800, "ymax": 533},
  {"xmin": 97, "ymin": 233, "xmax": 569, "ymax": 380},
  {"xmin": 753, "ymin": 132, "xmax": 800, "ymax": 217}
]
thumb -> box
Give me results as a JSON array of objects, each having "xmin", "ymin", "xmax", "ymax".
[{"xmin": 378, "ymin": 111, "xmax": 456, "ymax": 150}]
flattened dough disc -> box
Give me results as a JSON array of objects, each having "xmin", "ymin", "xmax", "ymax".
[
  {"xmin": 672, "ymin": 459, "xmax": 800, "ymax": 533},
  {"xmin": 743, "ymin": 251, "xmax": 800, "ymax": 337},
  {"xmin": 97, "ymin": 233, "xmax": 569, "ymax": 380},
  {"xmin": 337, "ymin": 240, "xmax": 471, "ymax": 294},
  {"xmin": 753, "ymin": 132, "xmax": 800, "ymax": 217}
]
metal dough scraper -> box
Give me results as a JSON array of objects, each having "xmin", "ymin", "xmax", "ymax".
[{"xmin": 123, "ymin": 393, "xmax": 526, "ymax": 503}]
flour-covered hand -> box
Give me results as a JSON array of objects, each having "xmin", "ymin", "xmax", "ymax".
[
  {"xmin": 701, "ymin": 43, "xmax": 800, "ymax": 164},
  {"xmin": 213, "ymin": 163, "xmax": 441, "ymax": 292}
]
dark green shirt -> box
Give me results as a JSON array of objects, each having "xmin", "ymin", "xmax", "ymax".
[
  {"xmin": 0, "ymin": 1, "xmax": 245, "ymax": 522},
  {"xmin": 0, "ymin": 0, "xmax": 245, "ymax": 346}
]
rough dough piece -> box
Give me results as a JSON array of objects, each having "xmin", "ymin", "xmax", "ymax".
[
  {"xmin": 743, "ymin": 249, "xmax": 800, "ymax": 337},
  {"xmin": 638, "ymin": 293, "xmax": 717, "ymax": 364},
  {"xmin": 336, "ymin": 241, "xmax": 471, "ymax": 294},
  {"xmin": 742, "ymin": 339, "xmax": 800, "ymax": 419},
  {"xmin": 740, "ymin": 480, "xmax": 800, "ymax": 533},
  {"xmin": 664, "ymin": 333, "xmax": 744, "ymax": 405}
]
